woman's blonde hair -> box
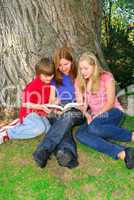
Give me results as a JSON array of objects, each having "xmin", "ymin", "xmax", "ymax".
[{"xmin": 77, "ymin": 52, "xmax": 105, "ymax": 93}]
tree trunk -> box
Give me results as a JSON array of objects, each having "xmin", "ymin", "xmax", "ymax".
[{"xmin": 0, "ymin": 0, "xmax": 104, "ymax": 109}]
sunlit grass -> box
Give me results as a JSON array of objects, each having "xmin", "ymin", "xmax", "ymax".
[{"xmin": 0, "ymin": 115, "xmax": 134, "ymax": 200}]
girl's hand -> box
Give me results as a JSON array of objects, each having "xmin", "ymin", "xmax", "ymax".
[
  {"xmin": 84, "ymin": 112, "xmax": 92, "ymax": 124},
  {"xmin": 77, "ymin": 104, "xmax": 86, "ymax": 113},
  {"xmin": 78, "ymin": 104, "xmax": 92, "ymax": 124},
  {"xmin": 86, "ymin": 114, "xmax": 92, "ymax": 124}
]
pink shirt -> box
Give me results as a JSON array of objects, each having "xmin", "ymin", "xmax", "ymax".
[{"xmin": 85, "ymin": 72, "xmax": 123, "ymax": 116}]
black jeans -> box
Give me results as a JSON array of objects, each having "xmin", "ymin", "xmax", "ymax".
[{"xmin": 36, "ymin": 109, "xmax": 85, "ymax": 158}]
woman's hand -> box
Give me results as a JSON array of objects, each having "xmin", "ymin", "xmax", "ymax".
[
  {"xmin": 52, "ymin": 109, "xmax": 63, "ymax": 115},
  {"xmin": 40, "ymin": 105, "xmax": 52, "ymax": 114},
  {"xmin": 50, "ymin": 98, "xmax": 62, "ymax": 114},
  {"xmin": 54, "ymin": 98, "xmax": 61, "ymax": 105}
]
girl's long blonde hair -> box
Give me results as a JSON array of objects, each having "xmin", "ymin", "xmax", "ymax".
[{"xmin": 77, "ymin": 52, "xmax": 105, "ymax": 93}]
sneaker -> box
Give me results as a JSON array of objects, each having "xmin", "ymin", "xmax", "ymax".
[
  {"xmin": 124, "ymin": 147, "xmax": 134, "ymax": 169},
  {"xmin": 33, "ymin": 148, "xmax": 50, "ymax": 168},
  {"xmin": 0, "ymin": 131, "xmax": 9, "ymax": 144},
  {"xmin": 67, "ymin": 159, "xmax": 79, "ymax": 169},
  {"xmin": 56, "ymin": 150, "xmax": 72, "ymax": 167}
]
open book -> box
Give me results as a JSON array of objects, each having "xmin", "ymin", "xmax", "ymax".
[{"xmin": 43, "ymin": 102, "xmax": 82, "ymax": 112}]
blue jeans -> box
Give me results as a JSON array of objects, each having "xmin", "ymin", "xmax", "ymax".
[
  {"xmin": 8, "ymin": 112, "xmax": 51, "ymax": 139},
  {"xmin": 36, "ymin": 109, "xmax": 84, "ymax": 157},
  {"xmin": 76, "ymin": 108, "xmax": 132, "ymax": 159}
]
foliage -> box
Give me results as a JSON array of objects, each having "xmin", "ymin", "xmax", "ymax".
[
  {"xmin": 102, "ymin": 28, "xmax": 134, "ymax": 89},
  {"xmin": 111, "ymin": 0, "xmax": 134, "ymax": 30},
  {"xmin": 101, "ymin": 0, "xmax": 134, "ymax": 90}
]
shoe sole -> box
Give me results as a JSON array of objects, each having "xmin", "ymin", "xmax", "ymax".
[
  {"xmin": 125, "ymin": 148, "xmax": 134, "ymax": 169},
  {"xmin": 56, "ymin": 150, "xmax": 71, "ymax": 166},
  {"xmin": 33, "ymin": 151, "xmax": 46, "ymax": 168}
]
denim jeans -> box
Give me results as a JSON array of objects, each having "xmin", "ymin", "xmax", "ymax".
[
  {"xmin": 76, "ymin": 108, "xmax": 132, "ymax": 159},
  {"xmin": 55, "ymin": 130, "xmax": 78, "ymax": 158},
  {"xmin": 36, "ymin": 108, "xmax": 85, "ymax": 157},
  {"xmin": 8, "ymin": 112, "xmax": 51, "ymax": 139}
]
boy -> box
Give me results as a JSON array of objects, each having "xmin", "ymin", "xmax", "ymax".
[{"xmin": 0, "ymin": 57, "xmax": 55, "ymax": 143}]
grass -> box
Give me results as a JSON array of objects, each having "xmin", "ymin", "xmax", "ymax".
[{"xmin": 0, "ymin": 115, "xmax": 134, "ymax": 200}]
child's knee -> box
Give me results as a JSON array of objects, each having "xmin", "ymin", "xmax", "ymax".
[{"xmin": 37, "ymin": 122, "xmax": 51, "ymax": 135}]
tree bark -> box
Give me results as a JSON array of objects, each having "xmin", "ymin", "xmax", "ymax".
[{"xmin": 0, "ymin": 0, "xmax": 104, "ymax": 108}]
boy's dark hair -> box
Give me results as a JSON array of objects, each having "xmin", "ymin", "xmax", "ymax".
[{"xmin": 35, "ymin": 57, "xmax": 55, "ymax": 76}]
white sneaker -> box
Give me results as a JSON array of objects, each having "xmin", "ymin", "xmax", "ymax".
[{"xmin": 0, "ymin": 130, "xmax": 9, "ymax": 144}]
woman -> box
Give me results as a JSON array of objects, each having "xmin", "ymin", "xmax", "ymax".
[{"xmin": 33, "ymin": 47, "xmax": 85, "ymax": 168}]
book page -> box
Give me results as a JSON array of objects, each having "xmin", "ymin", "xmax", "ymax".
[{"xmin": 44, "ymin": 102, "xmax": 82, "ymax": 112}]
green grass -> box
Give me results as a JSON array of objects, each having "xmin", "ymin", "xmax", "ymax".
[{"xmin": 0, "ymin": 115, "xmax": 134, "ymax": 200}]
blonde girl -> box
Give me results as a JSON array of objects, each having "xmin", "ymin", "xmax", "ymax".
[{"xmin": 76, "ymin": 52, "xmax": 134, "ymax": 169}]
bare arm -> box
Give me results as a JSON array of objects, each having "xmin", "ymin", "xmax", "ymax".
[
  {"xmin": 49, "ymin": 86, "xmax": 59, "ymax": 104},
  {"xmin": 75, "ymin": 80, "xmax": 92, "ymax": 123},
  {"xmin": 48, "ymin": 85, "xmax": 62, "ymax": 114},
  {"xmin": 22, "ymin": 102, "xmax": 51, "ymax": 114}
]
